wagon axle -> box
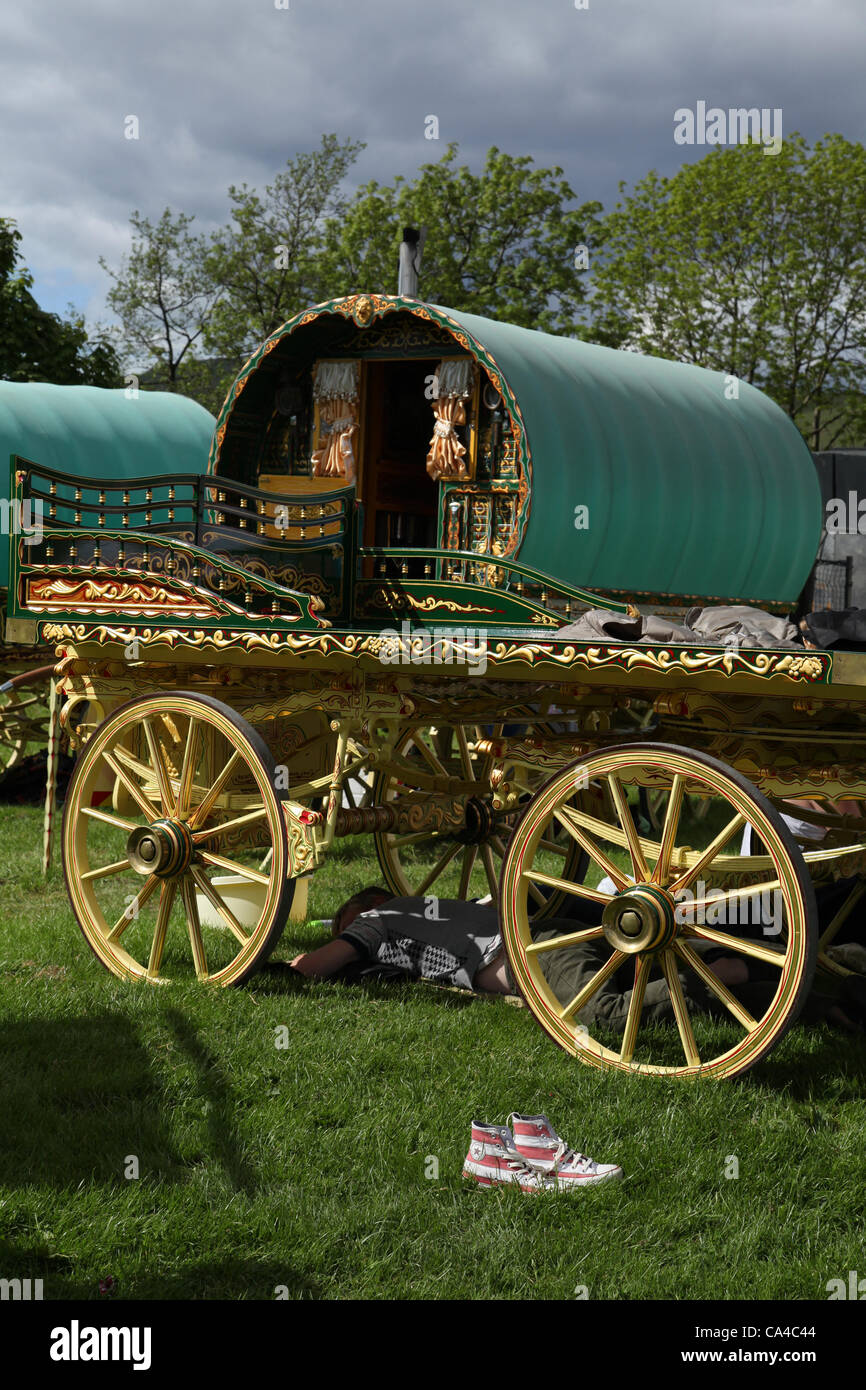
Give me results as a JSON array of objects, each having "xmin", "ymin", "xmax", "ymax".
[
  {"xmin": 601, "ymin": 885, "xmax": 678, "ymax": 954},
  {"xmin": 127, "ymin": 819, "xmax": 195, "ymax": 879}
]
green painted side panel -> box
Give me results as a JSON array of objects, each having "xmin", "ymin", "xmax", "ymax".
[
  {"xmin": 1, "ymin": 383, "xmax": 215, "ymax": 589},
  {"xmin": 439, "ymin": 308, "xmax": 823, "ymax": 606}
]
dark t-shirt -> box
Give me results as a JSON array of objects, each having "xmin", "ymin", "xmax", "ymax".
[{"xmin": 340, "ymin": 896, "xmax": 502, "ymax": 990}]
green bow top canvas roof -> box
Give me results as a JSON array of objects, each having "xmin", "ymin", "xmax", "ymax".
[
  {"xmin": 211, "ymin": 295, "xmax": 823, "ymax": 609},
  {"xmin": 445, "ymin": 307, "xmax": 823, "ymax": 607},
  {"xmin": 1, "ymin": 383, "xmax": 215, "ymax": 590}
]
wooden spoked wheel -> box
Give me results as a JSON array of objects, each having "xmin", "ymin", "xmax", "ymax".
[
  {"xmin": 0, "ymin": 677, "xmax": 51, "ymax": 770},
  {"xmin": 63, "ymin": 692, "xmax": 295, "ymax": 986},
  {"xmin": 814, "ymin": 877, "xmax": 866, "ymax": 980},
  {"xmin": 373, "ymin": 722, "xmax": 583, "ymax": 911},
  {"xmin": 500, "ymin": 743, "xmax": 818, "ymax": 1079}
]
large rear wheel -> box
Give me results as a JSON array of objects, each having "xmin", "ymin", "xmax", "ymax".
[{"xmin": 500, "ymin": 743, "xmax": 818, "ymax": 1079}]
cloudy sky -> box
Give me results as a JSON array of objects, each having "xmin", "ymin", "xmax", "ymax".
[{"xmin": 1, "ymin": 0, "xmax": 863, "ymax": 329}]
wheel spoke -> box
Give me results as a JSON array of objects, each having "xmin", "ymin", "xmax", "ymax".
[
  {"xmin": 670, "ymin": 811, "xmax": 746, "ymax": 895},
  {"xmin": 675, "ymin": 940, "xmax": 758, "ymax": 1032},
  {"xmin": 180, "ymin": 874, "xmax": 208, "ymax": 980},
  {"xmin": 81, "ymin": 805, "xmax": 137, "ymax": 833},
  {"xmin": 522, "ymin": 868, "xmax": 613, "ymax": 904},
  {"xmin": 659, "ymin": 949, "xmax": 700, "ymax": 1067},
  {"xmin": 455, "ymin": 725, "xmax": 475, "ymax": 782},
  {"xmin": 188, "ymin": 749, "xmax": 243, "ymax": 830},
  {"xmin": 107, "ymin": 874, "xmax": 159, "ymax": 940},
  {"xmin": 175, "ymin": 716, "xmax": 200, "ymax": 818},
  {"xmin": 146, "ymin": 879, "xmax": 177, "ymax": 978},
  {"xmin": 412, "ymin": 840, "xmax": 462, "ymax": 896},
  {"xmin": 142, "ymin": 717, "xmax": 175, "ymax": 813},
  {"xmin": 80, "ymin": 857, "xmax": 135, "ymax": 883},
  {"xmin": 538, "ymin": 838, "xmax": 569, "ymax": 858},
  {"xmin": 389, "ymin": 829, "xmax": 440, "ymax": 849},
  {"xmin": 674, "ymin": 878, "xmax": 783, "ymax": 921},
  {"xmin": 481, "ymin": 843, "xmax": 499, "ymax": 902},
  {"xmin": 408, "ymin": 733, "xmax": 450, "ymax": 781},
  {"xmin": 652, "ymin": 775, "xmax": 685, "ymax": 885},
  {"xmin": 525, "ymin": 925, "xmax": 606, "ymax": 954},
  {"xmin": 683, "ymin": 925, "xmax": 787, "ymax": 967},
  {"xmin": 190, "ymin": 865, "xmax": 249, "ymax": 945},
  {"xmin": 607, "ymin": 772, "xmax": 650, "ymax": 882},
  {"xmin": 819, "ymin": 879, "xmax": 866, "ymax": 952},
  {"xmin": 458, "ymin": 845, "xmax": 478, "ymax": 899},
  {"xmin": 192, "ymin": 805, "xmax": 268, "ymax": 843},
  {"xmin": 100, "ymin": 749, "xmax": 160, "ymax": 821},
  {"xmin": 492, "ymin": 832, "xmax": 547, "ymax": 904},
  {"xmin": 553, "ymin": 804, "xmax": 629, "ymax": 890},
  {"xmin": 559, "ymin": 948, "xmax": 625, "ymax": 1022},
  {"xmin": 620, "ymin": 954, "xmax": 652, "ymax": 1063},
  {"xmin": 197, "ymin": 850, "xmax": 271, "ymax": 885}
]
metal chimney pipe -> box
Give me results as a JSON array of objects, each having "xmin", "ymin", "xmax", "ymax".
[{"xmin": 398, "ymin": 226, "xmax": 426, "ymax": 297}]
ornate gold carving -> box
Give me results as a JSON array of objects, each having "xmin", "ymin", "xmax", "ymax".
[
  {"xmin": 194, "ymin": 547, "xmax": 337, "ymax": 611},
  {"xmin": 27, "ymin": 576, "xmax": 219, "ymax": 618},
  {"xmin": 38, "ymin": 623, "xmax": 831, "ymax": 685},
  {"xmin": 499, "ymin": 643, "xmax": 832, "ymax": 683},
  {"xmin": 283, "ymin": 803, "xmax": 318, "ymax": 876},
  {"xmin": 361, "ymin": 587, "xmax": 498, "ymax": 617},
  {"xmin": 352, "ymin": 295, "xmax": 374, "ymax": 326}
]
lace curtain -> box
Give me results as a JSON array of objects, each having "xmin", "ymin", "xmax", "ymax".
[{"xmin": 311, "ymin": 360, "xmax": 360, "ymax": 480}]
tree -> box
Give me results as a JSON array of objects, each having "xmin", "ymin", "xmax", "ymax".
[
  {"xmin": 317, "ymin": 144, "xmax": 602, "ymax": 333},
  {"xmin": 0, "ymin": 218, "xmax": 119, "ymax": 385},
  {"xmin": 588, "ymin": 134, "xmax": 866, "ymax": 448},
  {"xmin": 202, "ymin": 133, "xmax": 366, "ymax": 358},
  {"xmin": 100, "ymin": 208, "xmax": 219, "ymax": 390}
]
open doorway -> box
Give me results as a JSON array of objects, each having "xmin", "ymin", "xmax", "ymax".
[{"xmin": 360, "ymin": 359, "xmax": 441, "ymax": 550}]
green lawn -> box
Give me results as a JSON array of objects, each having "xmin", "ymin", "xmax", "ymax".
[{"xmin": 0, "ymin": 803, "xmax": 864, "ymax": 1301}]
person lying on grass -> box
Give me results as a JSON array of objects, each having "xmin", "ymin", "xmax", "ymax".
[{"xmin": 290, "ymin": 887, "xmax": 866, "ymax": 1033}]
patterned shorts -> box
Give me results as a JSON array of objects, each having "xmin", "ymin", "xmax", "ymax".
[{"xmin": 341, "ymin": 898, "xmax": 506, "ymax": 992}]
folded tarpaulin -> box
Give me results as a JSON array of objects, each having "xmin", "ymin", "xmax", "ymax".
[{"xmin": 555, "ymin": 604, "xmax": 801, "ymax": 649}]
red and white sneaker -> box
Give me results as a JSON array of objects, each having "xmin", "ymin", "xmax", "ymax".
[
  {"xmin": 462, "ymin": 1121, "xmax": 561, "ymax": 1192},
  {"xmin": 509, "ymin": 1113, "xmax": 623, "ymax": 1187}
]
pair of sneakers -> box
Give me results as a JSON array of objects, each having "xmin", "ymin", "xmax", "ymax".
[{"xmin": 463, "ymin": 1113, "xmax": 623, "ymax": 1193}]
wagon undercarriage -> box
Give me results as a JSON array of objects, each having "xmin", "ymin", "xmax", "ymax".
[{"xmin": 46, "ymin": 636, "xmax": 866, "ymax": 1081}]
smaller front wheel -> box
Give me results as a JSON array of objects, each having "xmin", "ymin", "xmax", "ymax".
[{"xmin": 63, "ymin": 692, "xmax": 295, "ymax": 985}]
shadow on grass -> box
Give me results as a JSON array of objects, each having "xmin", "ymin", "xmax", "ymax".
[
  {"xmin": 0, "ymin": 1238, "xmax": 319, "ymax": 1299},
  {"xmin": 258, "ymin": 959, "xmax": 478, "ymax": 1008},
  {"xmin": 0, "ymin": 1013, "xmax": 182, "ymax": 1188},
  {"xmin": 0, "ymin": 1011, "xmax": 264, "ymax": 1193},
  {"xmin": 751, "ymin": 1026, "xmax": 866, "ymax": 1099},
  {"xmin": 163, "ymin": 1008, "xmax": 258, "ymax": 1194}
]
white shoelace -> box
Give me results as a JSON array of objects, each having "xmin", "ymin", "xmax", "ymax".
[
  {"xmin": 501, "ymin": 1153, "xmax": 549, "ymax": 1185},
  {"xmin": 550, "ymin": 1140, "xmax": 594, "ymax": 1174}
]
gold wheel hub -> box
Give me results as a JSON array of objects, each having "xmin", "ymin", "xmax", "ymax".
[
  {"xmin": 602, "ymin": 884, "xmax": 678, "ymax": 954},
  {"xmin": 127, "ymin": 819, "xmax": 195, "ymax": 879}
]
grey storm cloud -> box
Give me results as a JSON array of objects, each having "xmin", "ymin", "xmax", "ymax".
[{"xmin": 0, "ymin": 0, "xmax": 863, "ymax": 322}]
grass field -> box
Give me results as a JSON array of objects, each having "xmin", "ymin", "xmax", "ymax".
[{"xmin": 1, "ymin": 801, "xmax": 865, "ymax": 1302}]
